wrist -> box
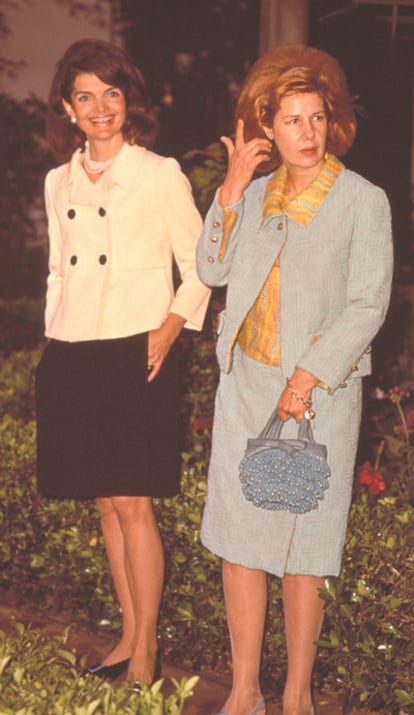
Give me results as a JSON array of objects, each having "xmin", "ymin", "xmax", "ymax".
[
  {"xmin": 289, "ymin": 367, "xmax": 319, "ymax": 391},
  {"xmin": 165, "ymin": 313, "xmax": 185, "ymax": 341},
  {"xmin": 219, "ymin": 183, "xmax": 243, "ymax": 207},
  {"xmin": 286, "ymin": 379, "xmax": 312, "ymax": 409},
  {"xmin": 286, "ymin": 377, "xmax": 316, "ymax": 420}
]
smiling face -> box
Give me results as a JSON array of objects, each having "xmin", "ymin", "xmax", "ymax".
[
  {"xmin": 62, "ymin": 72, "xmax": 127, "ymax": 157},
  {"xmin": 264, "ymin": 91, "xmax": 328, "ymax": 180}
]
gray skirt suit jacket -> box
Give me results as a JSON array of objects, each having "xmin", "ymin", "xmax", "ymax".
[{"xmin": 196, "ymin": 161, "xmax": 393, "ymax": 576}]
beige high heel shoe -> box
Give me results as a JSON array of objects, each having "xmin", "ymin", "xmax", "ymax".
[{"xmin": 212, "ymin": 697, "xmax": 266, "ymax": 715}]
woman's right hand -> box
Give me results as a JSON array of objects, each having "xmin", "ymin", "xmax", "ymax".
[
  {"xmin": 277, "ymin": 368, "xmax": 319, "ymax": 423},
  {"xmin": 219, "ymin": 119, "xmax": 272, "ymax": 206}
]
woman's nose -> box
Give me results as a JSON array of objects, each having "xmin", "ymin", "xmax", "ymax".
[
  {"xmin": 303, "ymin": 120, "xmax": 315, "ymax": 138},
  {"xmin": 93, "ymin": 96, "xmax": 106, "ymax": 112}
]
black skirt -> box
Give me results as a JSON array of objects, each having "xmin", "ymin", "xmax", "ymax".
[{"xmin": 35, "ymin": 333, "xmax": 180, "ymax": 499}]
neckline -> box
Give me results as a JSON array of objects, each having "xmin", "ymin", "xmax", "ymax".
[
  {"xmin": 83, "ymin": 141, "xmax": 122, "ymax": 175},
  {"xmin": 262, "ymin": 154, "xmax": 344, "ymax": 227}
]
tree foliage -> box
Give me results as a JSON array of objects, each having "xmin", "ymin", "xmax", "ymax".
[{"xmin": 0, "ymin": 94, "xmax": 53, "ymax": 298}]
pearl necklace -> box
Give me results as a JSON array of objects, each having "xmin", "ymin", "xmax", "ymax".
[{"xmin": 83, "ymin": 142, "xmax": 117, "ymax": 175}]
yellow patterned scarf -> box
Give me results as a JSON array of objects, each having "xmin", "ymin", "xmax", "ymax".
[{"xmin": 262, "ymin": 154, "xmax": 344, "ymax": 227}]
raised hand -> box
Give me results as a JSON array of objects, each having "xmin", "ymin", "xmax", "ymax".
[{"xmin": 219, "ymin": 119, "xmax": 272, "ymax": 206}]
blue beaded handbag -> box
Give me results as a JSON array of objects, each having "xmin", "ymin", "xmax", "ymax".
[{"xmin": 239, "ymin": 410, "xmax": 331, "ymax": 514}]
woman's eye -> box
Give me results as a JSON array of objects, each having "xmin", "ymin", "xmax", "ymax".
[
  {"xmin": 77, "ymin": 95, "xmax": 90, "ymax": 102},
  {"xmin": 108, "ymin": 89, "xmax": 121, "ymax": 98}
]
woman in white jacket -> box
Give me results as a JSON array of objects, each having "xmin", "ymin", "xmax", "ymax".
[{"xmin": 36, "ymin": 39, "xmax": 210, "ymax": 684}]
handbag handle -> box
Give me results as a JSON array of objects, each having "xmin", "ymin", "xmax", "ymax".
[{"xmin": 259, "ymin": 408, "xmax": 315, "ymax": 443}]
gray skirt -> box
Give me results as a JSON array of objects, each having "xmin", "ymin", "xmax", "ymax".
[{"xmin": 201, "ymin": 345, "xmax": 362, "ymax": 577}]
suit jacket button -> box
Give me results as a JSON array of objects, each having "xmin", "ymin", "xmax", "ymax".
[
  {"xmin": 67, "ymin": 209, "xmax": 76, "ymax": 219},
  {"xmin": 70, "ymin": 255, "xmax": 78, "ymax": 265},
  {"xmin": 212, "ymin": 221, "xmax": 220, "ymax": 228},
  {"xmin": 98, "ymin": 207, "xmax": 106, "ymax": 217},
  {"xmin": 99, "ymin": 254, "xmax": 107, "ymax": 265},
  {"xmin": 277, "ymin": 221, "xmax": 284, "ymax": 230},
  {"xmin": 211, "ymin": 235, "xmax": 218, "ymax": 243},
  {"xmin": 207, "ymin": 256, "xmax": 215, "ymax": 263}
]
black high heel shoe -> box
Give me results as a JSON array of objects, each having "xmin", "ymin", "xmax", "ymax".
[{"xmin": 83, "ymin": 658, "xmax": 130, "ymax": 680}]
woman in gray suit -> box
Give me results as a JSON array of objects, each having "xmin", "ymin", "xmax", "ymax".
[{"xmin": 197, "ymin": 45, "xmax": 393, "ymax": 715}]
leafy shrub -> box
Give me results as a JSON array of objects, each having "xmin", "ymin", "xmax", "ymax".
[
  {"xmin": 0, "ymin": 328, "xmax": 413, "ymax": 712},
  {"xmin": 0, "ymin": 94, "xmax": 52, "ymax": 299},
  {"xmin": 183, "ymin": 142, "xmax": 227, "ymax": 217},
  {"xmin": 318, "ymin": 495, "xmax": 414, "ymax": 713},
  {"xmin": 0, "ymin": 623, "xmax": 198, "ymax": 714},
  {"xmin": 0, "ymin": 299, "xmax": 45, "ymax": 352}
]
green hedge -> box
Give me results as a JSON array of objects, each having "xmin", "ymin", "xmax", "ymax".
[
  {"xmin": 0, "ymin": 299, "xmax": 45, "ymax": 353},
  {"xmin": 0, "ymin": 324, "xmax": 413, "ymax": 713},
  {"xmin": 0, "ymin": 623, "xmax": 198, "ymax": 714}
]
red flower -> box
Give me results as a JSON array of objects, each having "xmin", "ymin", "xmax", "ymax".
[
  {"xmin": 388, "ymin": 385, "xmax": 410, "ymax": 402},
  {"xmin": 357, "ymin": 460, "xmax": 386, "ymax": 495},
  {"xmin": 193, "ymin": 417, "xmax": 213, "ymax": 432}
]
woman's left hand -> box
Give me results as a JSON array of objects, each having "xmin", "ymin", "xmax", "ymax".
[
  {"xmin": 277, "ymin": 368, "xmax": 319, "ymax": 423},
  {"xmin": 147, "ymin": 313, "xmax": 185, "ymax": 382}
]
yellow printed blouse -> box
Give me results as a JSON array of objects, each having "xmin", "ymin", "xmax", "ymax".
[{"xmin": 221, "ymin": 155, "xmax": 344, "ymax": 365}]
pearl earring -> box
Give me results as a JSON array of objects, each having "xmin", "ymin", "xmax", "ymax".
[{"xmin": 70, "ymin": 116, "xmax": 77, "ymax": 124}]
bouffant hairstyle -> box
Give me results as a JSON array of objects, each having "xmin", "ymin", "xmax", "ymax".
[
  {"xmin": 236, "ymin": 44, "xmax": 357, "ymax": 173},
  {"xmin": 46, "ymin": 39, "xmax": 159, "ymax": 162}
]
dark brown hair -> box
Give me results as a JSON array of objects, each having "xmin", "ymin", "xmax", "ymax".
[
  {"xmin": 46, "ymin": 39, "xmax": 159, "ymax": 162},
  {"xmin": 236, "ymin": 44, "xmax": 357, "ymax": 173}
]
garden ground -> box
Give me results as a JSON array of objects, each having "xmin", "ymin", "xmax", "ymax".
[{"xmin": 0, "ymin": 588, "xmax": 383, "ymax": 715}]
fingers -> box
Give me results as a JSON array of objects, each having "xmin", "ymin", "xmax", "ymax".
[
  {"xmin": 234, "ymin": 117, "xmax": 245, "ymax": 145},
  {"xmin": 146, "ymin": 351, "xmax": 162, "ymax": 382},
  {"xmin": 222, "ymin": 118, "xmax": 271, "ymax": 163},
  {"xmin": 277, "ymin": 404, "xmax": 304, "ymax": 423},
  {"xmin": 277, "ymin": 387, "xmax": 306, "ymax": 423},
  {"xmin": 219, "ymin": 120, "xmax": 272, "ymax": 205},
  {"xmin": 244, "ymin": 138, "xmax": 272, "ymax": 165},
  {"xmin": 147, "ymin": 363, "xmax": 160, "ymax": 382},
  {"xmin": 277, "ymin": 407, "xmax": 290, "ymax": 422},
  {"xmin": 220, "ymin": 135, "xmax": 235, "ymax": 161},
  {"xmin": 147, "ymin": 329, "xmax": 169, "ymax": 382}
]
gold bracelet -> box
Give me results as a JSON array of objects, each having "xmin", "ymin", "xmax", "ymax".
[{"xmin": 286, "ymin": 378, "xmax": 312, "ymax": 409}]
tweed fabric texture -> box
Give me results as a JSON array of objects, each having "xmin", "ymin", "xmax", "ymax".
[
  {"xmin": 201, "ymin": 346, "xmax": 361, "ymax": 577},
  {"xmin": 197, "ymin": 158, "xmax": 392, "ymax": 576}
]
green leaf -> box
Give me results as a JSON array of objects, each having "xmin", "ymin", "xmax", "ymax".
[
  {"xmin": 394, "ymin": 689, "xmax": 414, "ymax": 705},
  {"xmin": 384, "ymin": 434, "xmax": 406, "ymax": 457}
]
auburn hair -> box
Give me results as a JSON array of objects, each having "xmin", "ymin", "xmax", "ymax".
[
  {"xmin": 236, "ymin": 44, "xmax": 357, "ymax": 173},
  {"xmin": 46, "ymin": 39, "xmax": 159, "ymax": 162}
]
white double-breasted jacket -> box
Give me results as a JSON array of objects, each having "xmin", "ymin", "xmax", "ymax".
[{"xmin": 44, "ymin": 142, "xmax": 210, "ymax": 341}]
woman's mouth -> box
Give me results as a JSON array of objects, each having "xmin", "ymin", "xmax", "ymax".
[{"xmin": 90, "ymin": 116, "xmax": 114, "ymax": 126}]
